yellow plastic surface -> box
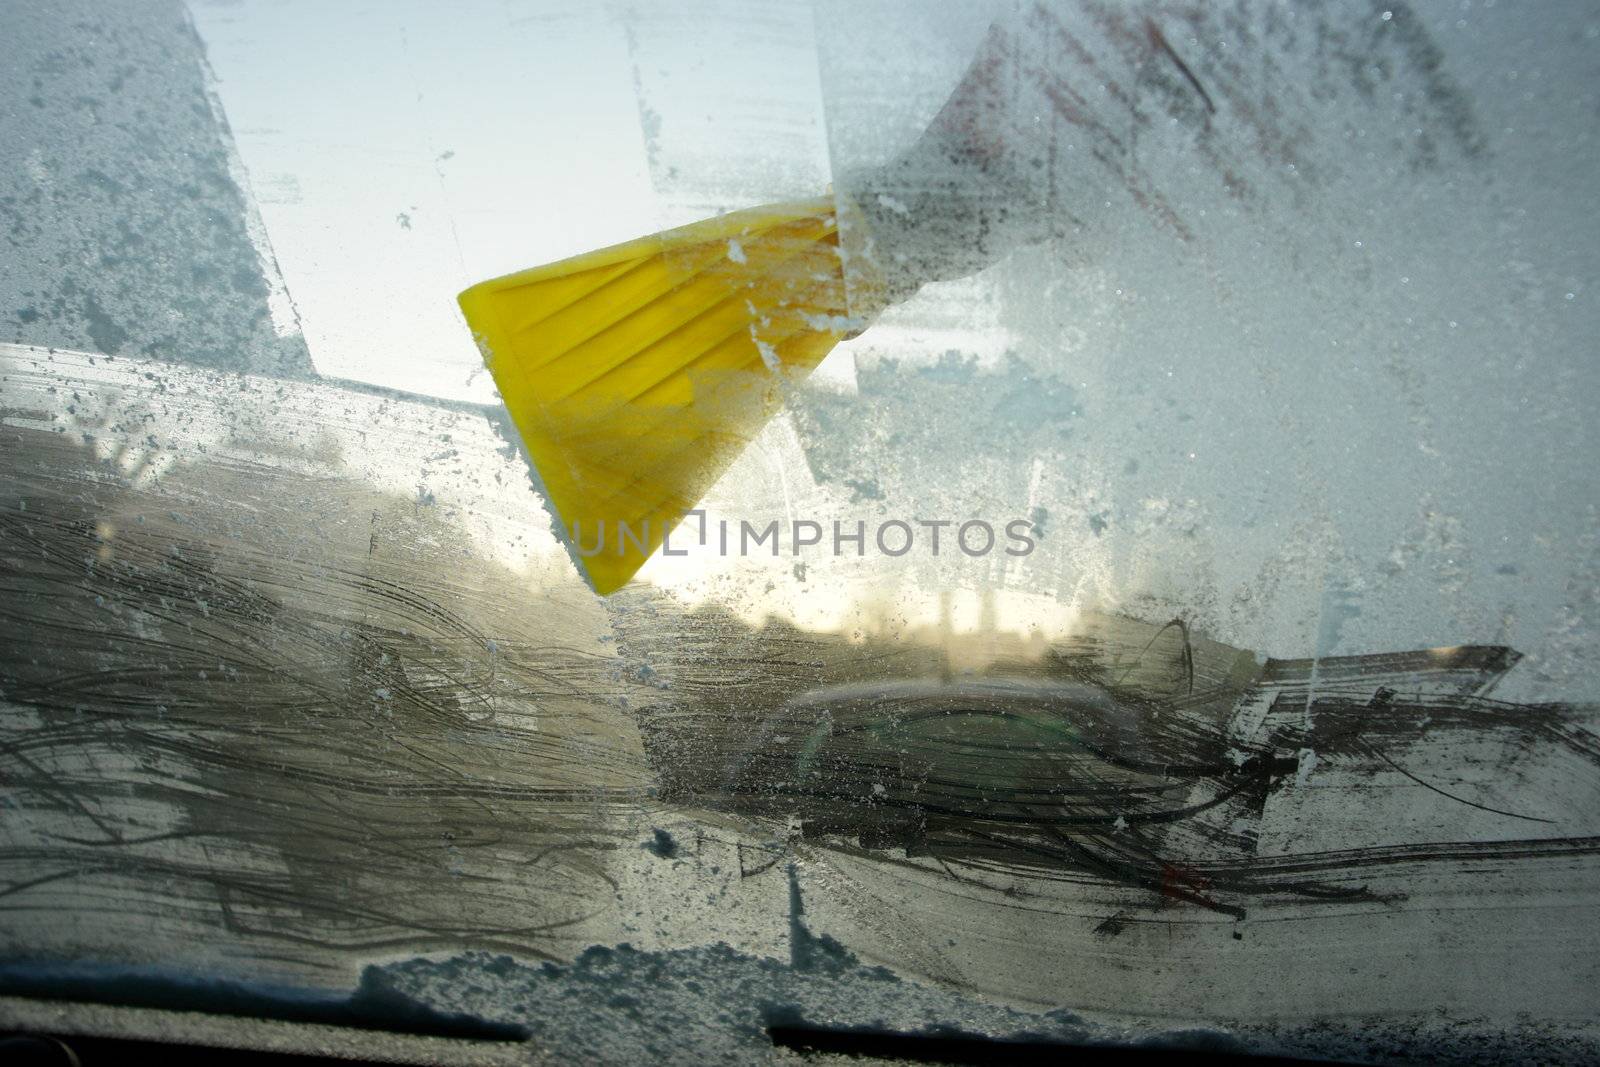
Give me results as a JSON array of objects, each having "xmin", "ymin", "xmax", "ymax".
[{"xmin": 458, "ymin": 196, "xmax": 883, "ymax": 595}]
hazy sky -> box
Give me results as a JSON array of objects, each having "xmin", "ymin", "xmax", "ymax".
[{"xmin": 190, "ymin": 0, "xmax": 838, "ymax": 401}]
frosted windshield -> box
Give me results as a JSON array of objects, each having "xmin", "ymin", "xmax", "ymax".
[{"xmin": 2, "ymin": 2, "xmax": 1597, "ymax": 1062}]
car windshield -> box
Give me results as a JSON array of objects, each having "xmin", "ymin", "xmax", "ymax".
[{"xmin": 3, "ymin": 2, "xmax": 1598, "ymax": 1063}]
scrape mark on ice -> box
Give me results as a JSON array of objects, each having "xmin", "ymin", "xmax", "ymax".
[
  {"xmin": 1295, "ymin": 747, "xmax": 1318, "ymax": 789},
  {"xmin": 726, "ymin": 238, "xmax": 747, "ymax": 264}
]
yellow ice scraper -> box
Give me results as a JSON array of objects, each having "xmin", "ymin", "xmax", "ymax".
[{"xmin": 458, "ymin": 196, "xmax": 888, "ymax": 595}]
